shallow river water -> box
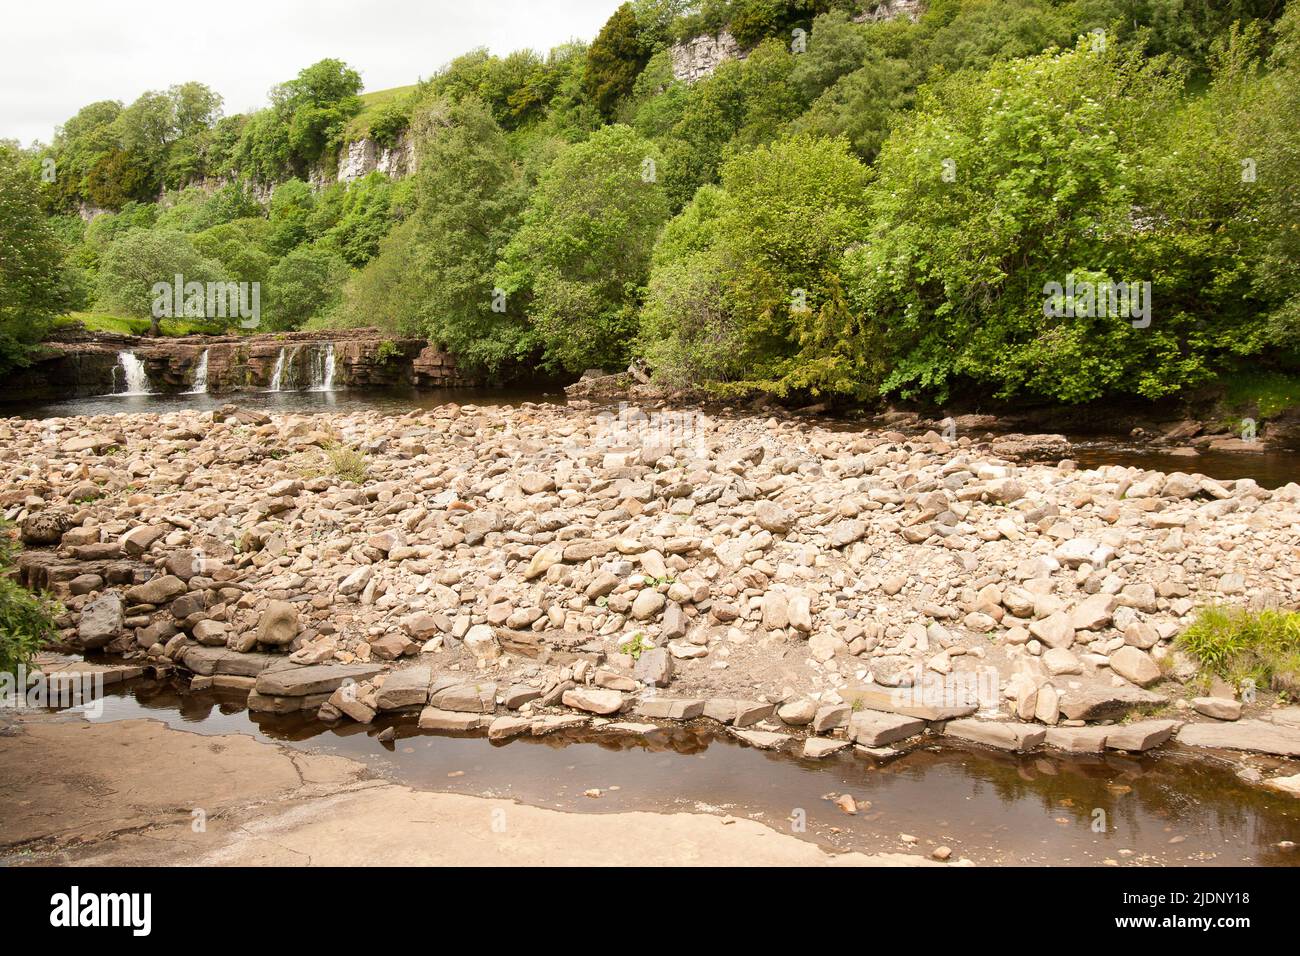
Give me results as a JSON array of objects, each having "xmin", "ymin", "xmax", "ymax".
[{"xmin": 60, "ymin": 677, "xmax": 1300, "ymax": 867}]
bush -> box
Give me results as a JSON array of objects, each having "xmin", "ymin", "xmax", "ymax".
[{"xmin": 0, "ymin": 523, "xmax": 60, "ymax": 677}]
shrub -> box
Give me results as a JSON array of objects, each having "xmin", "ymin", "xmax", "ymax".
[
  {"xmin": 0, "ymin": 523, "xmax": 61, "ymax": 677},
  {"xmin": 640, "ymin": 133, "xmax": 874, "ymax": 398}
]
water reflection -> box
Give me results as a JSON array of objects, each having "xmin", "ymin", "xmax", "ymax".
[
  {"xmin": 53, "ymin": 677, "xmax": 1300, "ymax": 867},
  {"xmin": 3, "ymin": 386, "xmax": 566, "ymax": 421}
]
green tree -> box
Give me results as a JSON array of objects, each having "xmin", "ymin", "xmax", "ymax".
[
  {"xmin": 845, "ymin": 35, "xmax": 1188, "ymax": 404},
  {"xmin": 641, "ymin": 133, "xmax": 873, "ymax": 397},
  {"xmin": 499, "ymin": 124, "xmax": 669, "ymax": 372},
  {"xmin": 407, "ymin": 96, "xmax": 531, "ymax": 371},
  {"xmin": 0, "ymin": 145, "xmax": 71, "ymax": 374},
  {"xmin": 265, "ymin": 242, "xmax": 349, "ymax": 330},
  {"xmin": 266, "ymin": 178, "xmax": 315, "ymax": 254},
  {"xmin": 95, "ymin": 228, "xmax": 225, "ymax": 334},
  {"xmin": 192, "ymin": 219, "xmax": 274, "ymax": 286},
  {"xmin": 237, "ymin": 59, "xmax": 362, "ymax": 180},
  {"xmin": 585, "ymin": 3, "xmax": 653, "ymax": 118},
  {"xmin": 660, "ymin": 38, "xmax": 802, "ymax": 208}
]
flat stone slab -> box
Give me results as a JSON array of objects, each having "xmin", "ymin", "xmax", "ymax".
[
  {"xmin": 530, "ymin": 714, "xmax": 589, "ymax": 736},
  {"xmin": 179, "ymin": 646, "xmax": 282, "ymax": 677},
  {"xmin": 728, "ymin": 728, "xmax": 792, "ymax": 751},
  {"xmin": 1272, "ymin": 707, "xmax": 1300, "ymax": 729},
  {"xmin": 1044, "ymin": 726, "xmax": 1111, "ymax": 753},
  {"xmin": 562, "ymin": 687, "xmax": 624, "ymax": 715},
  {"xmin": 802, "ymin": 738, "xmax": 852, "ymax": 759},
  {"xmin": 945, "ymin": 719, "xmax": 1046, "ymax": 752},
  {"xmin": 418, "ymin": 707, "xmax": 486, "ymax": 732},
  {"xmin": 604, "ymin": 722, "xmax": 660, "ymax": 736},
  {"xmin": 703, "ymin": 699, "xmax": 775, "ymax": 726},
  {"xmin": 848, "ymin": 710, "xmax": 925, "ymax": 747},
  {"xmin": 503, "ymin": 685, "xmax": 543, "ymax": 710},
  {"xmin": 1176, "ymin": 720, "xmax": 1300, "ymax": 757},
  {"xmin": 375, "ymin": 666, "xmax": 433, "ymax": 711},
  {"xmin": 1105, "ymin": 719, "xmax": 1181, "ymax": 752},
  {"xmin": 1263, "ymin": 773, "xmax": 1300, "ymax": 797},
  {"xmin": 1057, "ymin": 685, "xmax": 1167, "ymax": 721},
  {"xmin": 430, "ymin": 682, "xmax": 496, "ymax": 714},
  {"xmin": 33, "ymin": 660, "xmax": 144, "ymax": 688},
  {"xmin": 255, "ymin": 662, "xmax": 383, "ymax": 697},
  {"xmin": 487, "ymin": 716, "xmax": 532, "ymax": 740},
  {"xmin": 248, "ymin": 690, "xmax": 330, "ymax": 714},
  {"xmin": 840, "ymin": 684, "xmax": 977, "ymax": 722},
  {"xmin": 635, "ymin": 697, "xmax": 705, "ymax": 720}
]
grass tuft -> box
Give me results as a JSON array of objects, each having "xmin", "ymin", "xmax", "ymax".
[{"xmin": 1176, "ymin": 605, "xmax": 1300, "ymax": 695}]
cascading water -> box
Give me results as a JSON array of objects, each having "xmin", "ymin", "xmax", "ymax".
[
  {"xmin": 185, "ymin": 349, "xmax": 210, "ymax": 394},
  {"xmin": 268, "ymin": 347, "xmax": 286, "ymax": 391},
  {"xmin": 113, "ymin": 351, "xmax": 152, "ymax": 396},
  {"xmin": 269, "ymin": 343, "xmax": 334, "ymax": 392},
  {"xmin": 268, "ymin": 346, "xmax": 301, "ymax": 392},
  {"xmin": 308, "ymin": 343, "xmax": 336, "ymax": 392}
]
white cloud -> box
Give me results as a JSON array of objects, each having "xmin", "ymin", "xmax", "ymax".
[{"xmin": 0, "ymin": 0, "xmax": 618, "ymax": 146}]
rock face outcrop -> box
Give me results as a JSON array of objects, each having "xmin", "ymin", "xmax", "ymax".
[
  {"xmin": 335, "ymin": 134, "xmax": 416, "ymax": 184},
  {"xmin": 667, "ymin": 3, "xmax": 924, "ymax": 84},
  {"xmin": 856, "ymin": 0, "xmax": 924, "ymax": 23},
  {"xmin": 669, "ymin": 31, "xmax": 745, "ymax": 83}
]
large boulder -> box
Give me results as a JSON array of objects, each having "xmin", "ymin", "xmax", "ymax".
[
  {"xmin": 20, "ymin": 511, "xmax": 70, "ymax": 546},
  {"xmin": 125, "ymin": 575, "xmax": 187, "ymax": 606},
  {"xmin": 255, "ymin": 600, "xmax": 300, "ymax": 646},
  {"xmin": 77, "ymin": 592, "xmax": 124, "ymax": 648}
]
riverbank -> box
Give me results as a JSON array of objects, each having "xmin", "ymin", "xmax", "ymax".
[
  {"xmin": 4, "ymin": 399, "xmax": 1300, "ymax": 797},
  {"xmin": 2, "ymin": 709, "xmax": 931, "ymax": 866}
]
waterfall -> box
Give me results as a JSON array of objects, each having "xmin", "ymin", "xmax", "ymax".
[
  {"xmin": 269, "ymin": 346, "xmax": 300, "ymax": 392},
  {"xmin": 308, "ymin": 343, "xmax": 336, "ymax": 392},
  {"xmin": 114, "ymin": 351, "xmax": 152, "ymax": 396},
  {"xmin": 268, "ymin": 348, "xmax": 286, "ymax": 391},
  {"xmin": 185, "ymin": 349, "xmax": 210, "ymax": 394},
  {"xmin": 269, "ymin": 343, "xmax": 334, "ymax": 392}
]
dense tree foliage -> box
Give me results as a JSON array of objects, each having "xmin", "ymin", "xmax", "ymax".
[
  {"xmin": 586, "ymin": 3, "xmax": 654, "ymax": 118},
  {"xmin": 95, "ymin": 229, "xmax": 225, "ymax": 334},
  {"xmin": 0, "ymin": 145, "xmax": 71, "ymax": 373},
  {"xmin": 17, "ymin": 0, "xmax": 1300, "ymax": 407},
  {"xmin": 498, "ymin": 125, "xmax": 669, "ymax": 373}
]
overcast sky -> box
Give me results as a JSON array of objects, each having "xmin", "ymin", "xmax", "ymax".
[{"xmin": 0, "ymin": 0, "xmax": 621, "ymax": 146}]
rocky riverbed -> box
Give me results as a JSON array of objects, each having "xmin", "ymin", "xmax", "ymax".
[{"xmin": 3, "ymin": 400, "xmax": 1299, "ymax": 797}]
